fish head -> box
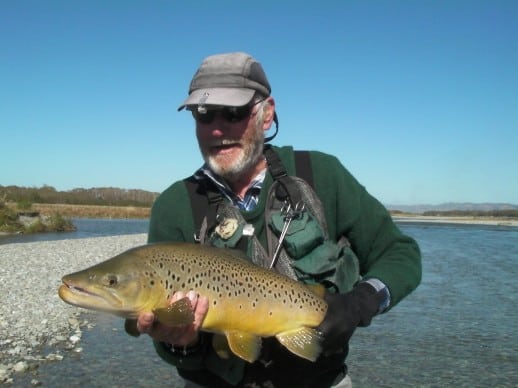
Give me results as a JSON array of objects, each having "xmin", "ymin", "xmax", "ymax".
[{"xmin": 58, "ymin": 247, "xmax": 168, "ymax": 318}]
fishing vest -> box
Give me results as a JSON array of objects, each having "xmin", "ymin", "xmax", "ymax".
[{"xmin": 183, "ymin": 145, "xmax": 360, "ymax": 293}]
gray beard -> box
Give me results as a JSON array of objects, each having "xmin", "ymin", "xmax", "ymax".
[{"xmin": 205, "ymin": 138, "xmax": 264, "ymax": 182}]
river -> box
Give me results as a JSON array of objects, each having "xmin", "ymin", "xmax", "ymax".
[{"xmin": 8, "ymin": 220, "xmax": 518, "ymax": 387}]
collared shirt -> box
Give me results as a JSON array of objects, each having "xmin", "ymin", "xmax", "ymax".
[{"xmin": 194, "ymin": 165, "xmax": 266, "ymax": 211}]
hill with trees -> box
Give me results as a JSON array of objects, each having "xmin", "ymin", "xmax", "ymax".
[{"xmin": 0, "ymin": 185, "xmax": 158, "ymax": 207}]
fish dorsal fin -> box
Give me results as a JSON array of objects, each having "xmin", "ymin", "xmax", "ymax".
[
  {"xmin": 275, "ymin": 327, "xmax": 323, "ymax": 362},
  {"xmin": 220, "ymin": 247, "xmax": 250, "ymax": 262},
  {"xmin": 305, "ymin": 283, "xmax": 326, "ymax": 298},
  {"xmin": 153, "ymin": 297, "xmax": 194, "ymax": 326},
  {"xmin": 225, "ymin": 331, "xmax": 262, "ymax": 363}
]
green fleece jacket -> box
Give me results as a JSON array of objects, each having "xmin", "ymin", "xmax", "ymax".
[{"xmin": 147, "ymin": 145, "xmax": 421, "ymax": 385}]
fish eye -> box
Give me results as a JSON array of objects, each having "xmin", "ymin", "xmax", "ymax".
[{"xmin": 105, "ymin": 275, "xmax": 118, "ymax": 287}]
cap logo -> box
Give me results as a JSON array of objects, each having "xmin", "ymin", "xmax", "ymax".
[{"xmin": 197, "ymin": 92, "xmax": 210, "ymax": 113}]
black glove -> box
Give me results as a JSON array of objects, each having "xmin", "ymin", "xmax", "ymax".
[{"xmin": 318, "ymin": 282, "xmax": 383, "ymax": 353}]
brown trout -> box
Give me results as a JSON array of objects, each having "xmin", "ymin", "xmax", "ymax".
[{"xmin": 58, "ymin": 242, "xmax": 327, "ymax": 363}]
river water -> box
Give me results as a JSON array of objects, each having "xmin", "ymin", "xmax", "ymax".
[{"xmin": 9, "ymin": 220, "xmax": 518, "ymax": 387}]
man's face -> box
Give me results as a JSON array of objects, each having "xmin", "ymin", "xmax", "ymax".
[{"xmin": 194, "ymin": 102, "xmax": 265, "ymax": 182}]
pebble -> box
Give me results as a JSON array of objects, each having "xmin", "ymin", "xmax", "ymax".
[
  {"xmin": 13, "ymin": 361, "xmax": 29, "ymax": 373},
  {"xmin": 0, "ymin": 234, "xmax": 147, "ymax": 384}
]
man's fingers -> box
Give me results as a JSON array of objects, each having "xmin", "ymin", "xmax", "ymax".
[
  {"xmin": 137, "ymin": 312, "xmax": 155, "ymax": 334},
  {"xmin": 193, "ymin": 296, "xmax": 209, "ymax": 330},
  {"xmin": 170, "ymin": 291, "xmax": 186, "ymax": 303}
]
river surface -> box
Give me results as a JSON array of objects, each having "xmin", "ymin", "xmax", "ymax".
[
  {"xmin": 0, "ymin": 218, "xmax": 150, "ymax": 245},
  {"xmin": 9, "ymin": 220, "xmax": 518, "ymax": 387}
]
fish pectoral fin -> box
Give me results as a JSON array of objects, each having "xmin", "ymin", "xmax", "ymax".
[
  {"xmin": 124, "ymin": 319, "xmax": 140, "ymax": 337},
  {"xmin": 276, "ymin": 327, "xmax": 323, "ymax": 362},
  {"xmin": 212, "ymin": 334, "xmax": 231, "ymax": 359},
  {"xmin": 225, "ymin": 331, "xmax": 262, "ymax": 363},
  {"xmin": 153, "ymin": 297, "xmax": 194, "ymax": 326}
]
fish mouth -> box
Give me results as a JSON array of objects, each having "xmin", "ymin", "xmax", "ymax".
[
  {"xmin": 58, "ymin": 281, "xmax": 124, "ymax": 312},
  {"xmin": 62, "ymin": 283, "xmax": 98, "ymax": 297}
]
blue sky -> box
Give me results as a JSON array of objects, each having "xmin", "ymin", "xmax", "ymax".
[{"xmin": 1, "ymin": 0, "xmax": 517, "ymax": 206}]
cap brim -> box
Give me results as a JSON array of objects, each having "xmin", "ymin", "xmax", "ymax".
[{"xmin": 177, "ymin": 88, "xmax": 255, "ymax": 111}]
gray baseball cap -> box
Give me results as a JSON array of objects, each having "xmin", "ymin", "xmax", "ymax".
[{"xmin": 178, "ymin": 52, "xmax": 271, "ymax": 110}]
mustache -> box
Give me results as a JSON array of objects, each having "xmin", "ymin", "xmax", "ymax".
[{"xmin": 207, "ymin": 139, "xmax": 242, "ymax": 147}]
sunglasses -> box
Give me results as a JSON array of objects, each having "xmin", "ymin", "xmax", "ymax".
[{"xmin": 189, "ymin": 99, "xmax": 264, "ymax": 124}]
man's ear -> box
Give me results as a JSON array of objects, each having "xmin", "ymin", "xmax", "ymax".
[{"xmin": 262, "ymin": 97, "xmax": 275, "ymax": 130}]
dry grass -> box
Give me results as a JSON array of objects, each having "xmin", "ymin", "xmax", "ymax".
[{"xmin": 30, "ymin": 203, "xmax": 150, "ymax": 219}]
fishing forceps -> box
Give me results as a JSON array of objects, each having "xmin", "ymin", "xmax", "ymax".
[{"xmin": 269, "ymin": 201, "xmax": 306, "ymax": 269}]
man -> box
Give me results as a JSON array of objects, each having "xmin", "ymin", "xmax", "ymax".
[{"xmin": 135, "ymin": 52, "xmax": 421, "ymax": 387}]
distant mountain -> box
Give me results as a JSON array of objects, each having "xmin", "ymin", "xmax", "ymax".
[{"xmin": 386, "ymin": 202, "xmax": 518, "ymax": 214}]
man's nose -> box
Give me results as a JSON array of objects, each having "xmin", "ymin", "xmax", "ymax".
[{"xmin": 207, "ymin": 114, "xmax": 229, "ymax": 137}]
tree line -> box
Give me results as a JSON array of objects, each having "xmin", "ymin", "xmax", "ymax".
[{"xmin": 0, "ymin": 185, "xmax": 158, "ymax": 207}]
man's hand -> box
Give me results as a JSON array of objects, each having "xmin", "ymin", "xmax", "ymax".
[
  {"xmin": 317, "ymin": 283, "xmax": 382, "ymax": 352},
  {"xmin": 136, "ymin": 290, "xmax": 209, "ymax": 347}
]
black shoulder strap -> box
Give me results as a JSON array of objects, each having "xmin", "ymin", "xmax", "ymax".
[
  {"xmin": 294, "ymin": 149, "xmax": 314, "ymax": 189},
  {"xmin": 184, "ymin": 176, "xmax": 207, "ymax": 236},
  {"xmin": 184, "ymin": 176, "xmax": 223, "ymax": 241}
]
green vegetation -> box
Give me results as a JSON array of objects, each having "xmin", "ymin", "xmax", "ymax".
[
  {"xmin": 0, "ymin": 185, "xmax": 158, "ymax": 207},
  {"xmin": 0, "ymin": 197, "xmax": 75, "ymax": 234},
  {"xmin": 0, "ymin": 200, "xmax": 23, "ymax": 233}
]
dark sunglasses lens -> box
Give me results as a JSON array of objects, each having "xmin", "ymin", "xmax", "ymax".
[
  {"xmin": 191, "ymin": 110, "xmax": 216, "ymax": 124},
  {"xmin": 221, "ymin": 106, "xmax": 252, "ymax": 122},
  {"xmin": 191, "ymin": 103, "xmax": 255, "ymax": 124}
]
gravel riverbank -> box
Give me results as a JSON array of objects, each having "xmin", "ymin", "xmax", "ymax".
[{"xmin": 0, "ymin": 234, "xmax": 147, "ymax": 384}]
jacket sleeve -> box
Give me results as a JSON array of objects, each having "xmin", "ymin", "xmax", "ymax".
[
  {"xmin": 311, "ymin": 152, "xmax": 422, "ymax": 308},
  {"xmin": 148, "ymin": 181, "xmax": 196, "ymax": 244},
  {"xmin": 153, "ymin": 338, "xmax": 209, "ymax": 370}
]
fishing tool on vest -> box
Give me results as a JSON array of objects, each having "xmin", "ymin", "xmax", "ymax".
[{"xmin": 269, "ymin": 201, "xmax": 305, "ymax": 269}]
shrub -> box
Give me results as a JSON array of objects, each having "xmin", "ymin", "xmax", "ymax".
[
  {"xmin": 17, "ymin": 200, "xmax": 33, "ymax": 211},
  {"xmin": 26, "ymin": 219, "xmax": 46, "ymax": 233},
  {"xmin": 0, "ymin": 206, "xmax": 23, "ymax": 232},
  {"xmin": 47, "ymin": 212, "xmax": 76, "ymax": 232}
]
